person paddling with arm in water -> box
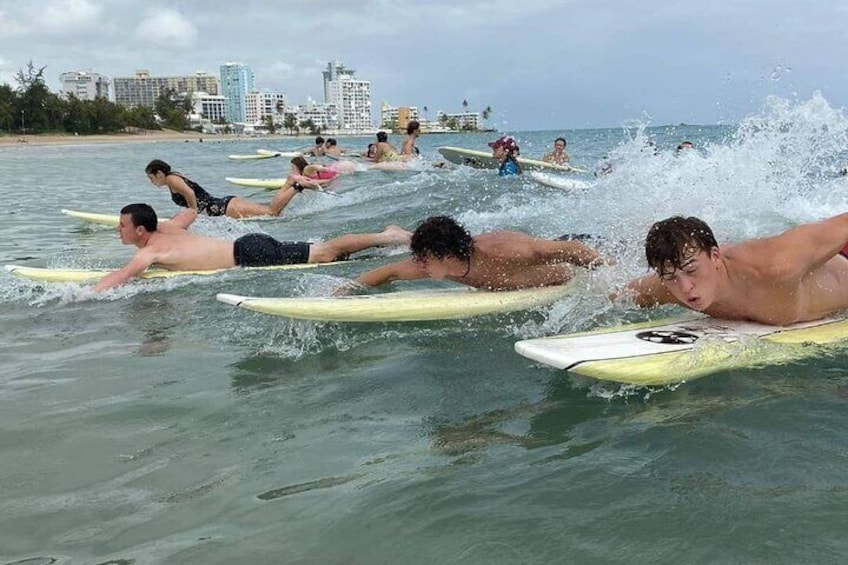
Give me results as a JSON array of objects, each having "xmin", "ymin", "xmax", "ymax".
[
  {"xmin": 91, "ymin": 203, "xmax": 412, "ymax": 292},
  {"xmin": 623, "ymin": 214, "xmax": 848, "ymax": 325},
  {"xmin": 145, "ymin": 159, "xmax": 274, "ymax": 219},
  {"xmin": 353, "ymin": 216, "xmax": 608, "ymax": 291},
  {"xmin": 268, "ymin": 156, "xmax": 359, "ymax": 214}
]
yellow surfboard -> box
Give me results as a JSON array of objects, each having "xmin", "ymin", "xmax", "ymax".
[
  {"xmin": 515, "ymin": 315, "xmax": 848, "ymax": 386},
  {"xmin": 216, "ymin": 284, "xmax": 575, "ymax": 322}
]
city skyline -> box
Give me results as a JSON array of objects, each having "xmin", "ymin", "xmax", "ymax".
[{"xmin": 1, "ymin": 0, "xmax": 847, "ymax": 130}]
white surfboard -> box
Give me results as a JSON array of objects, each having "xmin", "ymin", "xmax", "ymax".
[
  {"xmin": 61, "ymin": 209, "xmax": 279, "ymax": 227},
  {"xmin": 515, "ymin": 315, "xmax": 848, "ymax": 386},
  {"xmin": 437, "ymin": 147, "xmax": 587, "ymax": 173},
  {"xmin": 529, "ymin": 171, "xmax": 592, "ymax": 190},
  {"xmin": 216, "ymin": 284, "xmax": 574, "ymax": 322},
  {"xmin": 228, "ymin": 153, "xmax": 279, "ymax": 160},
  {"xmin": 5, "ymin": 260, "xmax": 354, "ymax": 283},
  {"xmin": 256, "ymin": 149, "xmax": 302, "ymax": 158}
]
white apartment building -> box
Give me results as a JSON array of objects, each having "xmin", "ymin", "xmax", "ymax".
[
  {"xmin": 190, "ymin": 92, "xmax": 226, "ymax": 123},
  {"xmin": 113, "ymin": 70, "xmax": 218, "ymax": 108},
  {"xmin": 437, "ymin": 111, "xmax": 481, "ymax": 130},
  {"xmin": 295, "ymin": 99, "xmax": 339, "ymax": 131},
  {"xmin": 323, "ymin": 61, "xmax": 372, "ymax": 131},
  {"xmin": 245, "ymin": 91, "xmax": 288, "ymax": 125},
  {"xmin": 380, "ymin": 105, "xmax": 419, "ymax": 128},
  {"xmin": 59, "ymin": 71, "xmax": 110, "ymax": 101}
]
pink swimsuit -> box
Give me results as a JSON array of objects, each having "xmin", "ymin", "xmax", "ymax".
[{"xmin": 311, "ymin": 169, "xmax": 338, "ymax": 181}]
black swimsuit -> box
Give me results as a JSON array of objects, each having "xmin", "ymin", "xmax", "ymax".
[
  {"xmin": 233, "ymin": 234, "xmax": 311, "ymax": 267},
  {"xmin": 168, "ymin": 173, "xmax": 234, "ymax": 217}
]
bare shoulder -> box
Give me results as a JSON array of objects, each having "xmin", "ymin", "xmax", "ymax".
[{"xmin": 723, "ymin": 239, "xmax": 793, "ymax": 278}]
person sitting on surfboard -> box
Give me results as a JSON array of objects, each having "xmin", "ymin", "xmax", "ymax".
[
  {"xmin": 489, "ymin": 136, "xmax": 522, "ymax": 176},
  {"xmin": 542, "ymin": 137, "xmax": 570, "ymax": 166},
  {"xmin": 353, "ymin": 216, "xmax": 607, "ymax": 291},
  {"xmin": 624, "ymin": 215, "xmax": 848, "ymax": 325},
  {"xmin": 91, "ymin": 203, "xmax": 411, "ymax": 292},
  {"xmin": 145, "ymin": 159, "xmax": 278, "ymax": 219},
  {"xmin": 402, "ymin": 120, "xmax": 421, "ymax": 157},
  {"xmin": 373, "ymin": 131, "xmax": 404, "ymax": 163}
]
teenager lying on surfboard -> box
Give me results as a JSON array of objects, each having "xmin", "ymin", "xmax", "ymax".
[
  {"xmin": 623, "ymin": 214, "xmax": 848, "ymax": 325},
  {"xmin": 352, "ymin": 216, "xmax": 609, "ymax": 291},
  {"xmin": 91, "ymin": 203, "xmax": 411, "ymax": 292}
]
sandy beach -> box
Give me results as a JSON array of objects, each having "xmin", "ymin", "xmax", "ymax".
[{"xmin": 0, "ymin": 129, "xmax": 320, "ymax": 148}]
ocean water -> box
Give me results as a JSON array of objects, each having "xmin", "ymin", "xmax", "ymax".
[{"xmin": 2, "ymin": 93, "xmax": 848, "ymax": 564}]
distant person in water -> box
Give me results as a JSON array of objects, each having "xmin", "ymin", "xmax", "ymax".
[
  {"xmin": 145, "ymin": 159, "xmax": 274, "ymax": 219},
  {"xmin": 353, "ymin": 216, "xmax": 607, "ymax": 291},
  {"xmin": 268, "ymin": 156, "xmax": 359, "ymax": 213},
  {"xmin": 676, "ymin": 141, "xmax": 695, "ymax": 155},
  {"xmin": 324, "ymin": 138, "xmax": 345, "ymax": 157},
  {"xmin": 92, "ymin": 203, "xmax": 412, "ymax": 292},
  {"xmin": 622, "ymin": 214, "xmax": 848, "ymax": 325},
  {"xmin": 402, "ymin": 120, "xmax": 421, "ymax": 157},
  {"xmin": 542, "ymin": 137, "xmax": 570, "ymax": 165},
  {"xmin": 363, "ymin": 143, "xmax": 377, "ymax": 160},
  {"xmin": 489, "ymin": 135, "xmax": 522, "ymax": 176},
  {"xmin": 304, "ymin": 136, "xmax": 326, "ymax": 156}
]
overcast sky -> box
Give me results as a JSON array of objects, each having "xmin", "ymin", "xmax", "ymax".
[{"xmin": 1, "ymin": 0, "xmax": 846, "ymax": 130}]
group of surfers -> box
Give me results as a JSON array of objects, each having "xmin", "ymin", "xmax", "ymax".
[{"xmin": 41, "ymin": 125, "xmax": 848, "ymax": 328}]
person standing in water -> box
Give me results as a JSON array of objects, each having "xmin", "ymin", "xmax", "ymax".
[
  {"xmin": 402, "ymin": 120, "xmax": 421, "ymax": 157},
  {"xmin": 489, "ymin": 135, "xmax": 522, "ymax": 176},
  {"xmin": 542, "ymin": 137, "xmax": 570, "ymax": 165}
]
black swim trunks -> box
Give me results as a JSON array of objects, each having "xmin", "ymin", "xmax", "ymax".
[{"xmin": 233, "ymin": 234, "xmax": 311, "ymax": 267}]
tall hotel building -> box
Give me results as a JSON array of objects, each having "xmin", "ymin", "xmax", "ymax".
[
  {"xmin": 59, "ymin": 71, "xmax": 110, "ymax": 101},
  {"xmin": 220, "ymin": 62, "xmax": 255, "ymax": 124},
  {"xmin": 322, "ymin": 61, "xmax": 372, "ymax": 131},
  {"xmin": 113, "ymin": 70, "xmax": 218, "ymax": 108}
]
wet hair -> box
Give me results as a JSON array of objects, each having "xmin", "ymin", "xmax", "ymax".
[
  {"xmin": 291, "ymin": 156, "xmax": 309, "ymax": 173},
  {"xmin": 406, "ymin": 120, "xmax": 420, "ymax": 135},
  {"xmin": 676, "ymin": 141, "xmax": 695, "ymax": 153},
  {"xmin": 366, "ymin": 143, "xmax": 376, "ymax": 157},
  {"xmin": 145, "ymin": 159, "xmax": 171, "ymax": 176},
  {"xmin": 376, "ymin": 131, "xmax": 388, "ymax": 143},
  {"xmin": 410, "ymin": 216, "xmax": 474, "ymax": 263},
  {"xmin": 121, "ymin": 203, "xmax": 158, "ymax": 232},
  {"xmin": 315, "ymin": 136, "xmax": 325, "ymax": 145},
  {"xmin": 325, "ymin": 138, "xmax": 337, "ymax": 147},
  {"xmin": 554, "ymin": 137, "xmax": 566, "ymax": 147},
  {"xmin": 645, "ymin": 216, "xmax": 718, "ymax": 276}
]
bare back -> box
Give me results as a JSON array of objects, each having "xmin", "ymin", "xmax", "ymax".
[
  {"xmin": 449, "ymin": 232, "xmax": 589, "ymax": 290},
  {"xmin": 146, "ymin": 229, "xmax": 236, "ymax": 271}
]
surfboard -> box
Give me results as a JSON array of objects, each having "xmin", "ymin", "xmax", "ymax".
[
  {"xmin": 529, "ymin": 171, "xmax": 592, "ymax": 190},
  {"xmin": 5, "ymin": 260, "xmax": 353, "ymax": 283},
  {"xmin": 60, "ymin": 209, "xmax": 278, "ymax": 226},
  {"xmin": 256, "ymin": 149, "xmax": 302, "ymax": 158},
  {"xmin": 437, "ymin": 147, "xmax": 588, "ymax": 173},
  {"xmin": 514, "ymin": 315, "xmax": 848, "ymax": 386},
  {"xmin": 216, "ymin": 284, "xmax": 575, "ymax": 322},
  {"xmin": 228, "ymin": 153, "xmax": 279, "ymax": 160},
  {"xmin": 225, "ymin": 177, "xmax": 286, "ymax": 189}
]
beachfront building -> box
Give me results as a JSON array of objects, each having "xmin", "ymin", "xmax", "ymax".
[
  {"xmin": 113, "ymin": 70, "xmax": 218, "ymax": 108},
  {"xmin": 245, "ymin": 91, "xmax": 288, "ymax": 126},
  {"xmin": 436, "ymin": 111, "xmax": 481, "ymax": 131},
  {"xmin": 220, "ymin": 62, "xmax": 255, "ymax": 124},
  {"xmin": 380, "ymin": 104, "xmax": 419, "ymax": 130},
  {"xmin": 323, "ymin": 61, "xmax": 372, "ymax": 132},
  {"xmin": 189, "ymin": 92, "xmax": 226, "ymax": 122},
  {"xmin": 294, "ymin": 98, "xmax": 339, "ymax": 131},
  {"xmin": 59, "ymin": 71, "xmax": 110, "ymax": 101}
]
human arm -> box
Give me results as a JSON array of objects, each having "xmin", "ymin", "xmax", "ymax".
[
  {"xmin": 163, "ymin": 207, "xmax": 198, "ymax": 231},
  {"xmin": 353, "ymin": 258, "xmax": 429, "ymax": 288},
  {"xmin": 611, "ymin": 273, "xmax": 681, "ymax": 308},
  {"xmin": 91, "ymin": 248, "xmax": 157, "ymax": 292},
  {"xmin": 530, "ymin": 237, "xmax": 611, "ymax": 268}
]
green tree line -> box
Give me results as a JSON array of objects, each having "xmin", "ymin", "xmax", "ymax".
[{"xmin": 0, "ymin": 61, "xmax": 192, "ymax": 135}]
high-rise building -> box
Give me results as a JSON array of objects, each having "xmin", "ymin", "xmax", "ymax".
[
  {"xmin": 245, "ymin": 91, "xmax": 288, "ymax": 125},
  {"xmin": 59, "ymin": 71, "xmax": 110, "ymax": 101},
  {"xmin": 323, "ymin": 61, "xmax": 372, "ymax": 131},
  {"xmin": 113, "ymin": 70, "xmax": 218, "ymax": 108},
  {"xmin": 220, "ymin": 62, "xmax": 255, "ymax": 124}
]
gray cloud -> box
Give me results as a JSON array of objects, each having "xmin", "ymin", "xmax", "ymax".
[{"xmin": 1, "ymin": 0, "xmax": 846, "ymax": 128}]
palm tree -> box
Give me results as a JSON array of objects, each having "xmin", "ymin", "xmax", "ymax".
[
  {"xmin": 481, "ymin": 105, "xmax": 492, "ymax": 130},
  {"xmin": 422, "ymin": 105, "xmax": 428, "ymax": 121},
  {"xmin": 462, "ymin": 99, "xmax": 469, "ymax": 113}
]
